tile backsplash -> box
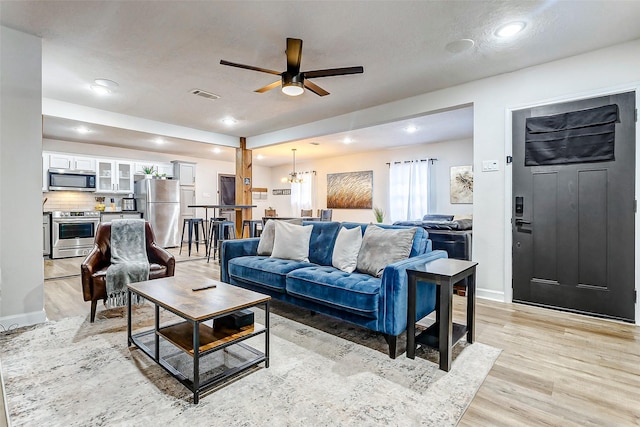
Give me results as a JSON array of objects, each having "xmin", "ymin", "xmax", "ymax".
[{"xmin": 43, "ymin": 192, "xmax": 127, "ymax": 212}]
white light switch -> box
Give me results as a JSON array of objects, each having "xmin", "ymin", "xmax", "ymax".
[{"xmin": 482, "ymin": 160, "xmax": 499, "ymax": 172}]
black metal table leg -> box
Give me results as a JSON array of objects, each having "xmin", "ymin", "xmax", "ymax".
[
  {"xmin": 193, "ymin": 320, "xmax": 200, "ymax": 404},
  {"xmin": 265, "ymin": 301, "xmax": 270, "ymax": 368},
  {"xmin": 154, "ymin": 304, "xmax": 160, "ymax": 361},
  {"xmin": 406, "ymin": 274, "xmax": 417, "ymax": 359},
  {"xmin": 127, "ymin": 289, "xmax": 132, "ymax": 347}
]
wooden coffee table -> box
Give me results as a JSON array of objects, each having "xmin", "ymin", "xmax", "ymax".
[{"xmin": 127, "ymin": 276, "xmax": 271, "ymax": 403}]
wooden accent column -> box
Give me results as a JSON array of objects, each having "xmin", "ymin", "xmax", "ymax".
[{"xmin": 235, "ymin": 137, "xmax": 252, "ymax": 237}]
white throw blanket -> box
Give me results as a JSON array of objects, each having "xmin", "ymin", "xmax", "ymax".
[{"xmin": 105, "ymin": 219, "xmax": 149, "ymax": 307}]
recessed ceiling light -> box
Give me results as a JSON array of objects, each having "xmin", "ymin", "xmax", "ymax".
[
  {"xmin": 495, "ymin": 21, "xmax": 526, "ymax": 38},
  {"xmin": 94, "ymin": 79, "xmax": 119, "ymax": 88},
  {"xmin": 212, "ymin": 147, "xmax": 222, "ymax": 154},
  {"xmin": 221, "ymin": 117, "xmax": 237, "ymax": 125},
  {"xmin": 256, "ymin": 154, "xmax": 264, "ymax": 160},
  {"xmin": 445, "ymin": 39, "xmax": 475, "ymax": 54},
  {"xmin": 90, "ymin": 78, "xmax": 118, "ymax": 96},
  {"xmin": 343, "ymin": 137, "xmax": 353, "ymax": 144},
  {"xmin": 90, "ymin": 84, "xmax": 111, "ymax": 95},
  {"xmin": 154, "ymin": 137, "xmax": 165, "ymax": 144},
  {"xmin": 76, "ymin": 126, "xmax": 91, "ymax": 134},
  {"xmin": 405, "ymin": 125, "xmax": 418, "ymax": 133}
]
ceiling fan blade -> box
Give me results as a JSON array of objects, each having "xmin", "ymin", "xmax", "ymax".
[
  {"xmin": 303, "ymin": 66, "xmax": 364, "ymax": 79},
  {"xmin": 303, "ymin": 80, "xmax": 329, "ymax": 97},
  {"xmin": 286, "ymin": 38, "xmax": 303, "ymax": 74},
  {"xmin": 255, "ymin": 80, "xmax": 282, "ymax": 93},
  {"xmin": 220, "ymin": 60, "xmax": 282, "ymax": 76}
]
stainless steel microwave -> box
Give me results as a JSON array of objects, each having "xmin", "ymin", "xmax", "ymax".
[{"xmin": 48, "ymin": 169, "xmax": 96, "ymax": 192}]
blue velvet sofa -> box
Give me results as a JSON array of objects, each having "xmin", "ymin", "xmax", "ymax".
[{"xmin": 220, "ymin": 221, "xmax": 448, "ymax": 358}]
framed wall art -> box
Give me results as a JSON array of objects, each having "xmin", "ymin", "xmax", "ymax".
[
  {"xmin": 327, "ymin": 170, "xmax": 373, "ymax": 209},
  {"xmin": 450, "ymin": 165, "xmax": 473, "ymax": 204}
]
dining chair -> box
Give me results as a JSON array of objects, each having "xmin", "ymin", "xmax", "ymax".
[{"xmin": 301, "ymin": 209, "xmax": 313, "ymax": 217}]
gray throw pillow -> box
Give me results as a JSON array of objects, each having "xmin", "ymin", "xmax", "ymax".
[
  {"xmin": 356, "ymin": 225, "xmax": 416, "ymax": 277},
  {"xmin": 257, "ymin": 218, "xmax": 304, "ymax": 256}
]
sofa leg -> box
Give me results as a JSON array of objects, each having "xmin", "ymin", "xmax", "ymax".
[
  {"xmin": 383, "ymin": 334, "xmax": 398, "ymax": 359},
  {"xmin": 90, "ymin": 300, "xmax": 98, "ymax": 323}
]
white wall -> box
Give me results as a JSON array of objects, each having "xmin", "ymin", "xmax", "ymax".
[
  {"xmin": 0, "ymin": 27, "xmax": 46, "ymax": 328},
  {"xmin": 267, "ymin": 138, "xmax": 473, "ymax": 222},
  {"xmin": 249, "ymin": 39, "xmax": 640, "ymax": 307},
  {"xmin": 43, "ymin": 139, "xmax": 272, "ymax": 219}
]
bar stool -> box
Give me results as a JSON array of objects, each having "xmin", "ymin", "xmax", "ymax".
[
  {"xmin": 207, "ymin": 219, "xmax": 236, "ymax": 262},
  {"xmin": 242, "ymin": 219, "xmax": 263, "ymax": 238},
  {"xmin": 180, "ymin": 218, "xmax": 207, "ymax": 256}
]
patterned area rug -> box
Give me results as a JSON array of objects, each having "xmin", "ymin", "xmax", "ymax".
[{"xmin": 0, "ymin": 303, "xmax": 500, "ymax": 426}]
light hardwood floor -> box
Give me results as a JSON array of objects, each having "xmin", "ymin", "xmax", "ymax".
[{"xmin": 42, "ymin": 257, "xmax": 640, "ymax": 426}]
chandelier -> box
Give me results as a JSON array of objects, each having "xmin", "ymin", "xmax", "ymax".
[{"xmin": 286, "ymin": 148, "xmax": 304, "ymax": 183}]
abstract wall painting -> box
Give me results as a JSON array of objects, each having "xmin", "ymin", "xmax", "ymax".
[
  {"xmin": 327, "ymin": 170, "xmax": 373, "ymax": 209},
  {"xmin": 450, "ymin": 166, "xmax": 473, "ymax": 204}
]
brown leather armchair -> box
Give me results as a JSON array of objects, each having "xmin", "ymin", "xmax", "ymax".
[{"xmin": 81, "ymin": 221, "xmax": 175, "ymax": 322}]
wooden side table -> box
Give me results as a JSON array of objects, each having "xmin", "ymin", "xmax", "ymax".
[{"xmin": 406, "ymin": 258, "xmax": 478, "ymax": 371}]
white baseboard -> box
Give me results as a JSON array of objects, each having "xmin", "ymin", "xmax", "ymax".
[
  {"xmin": 476, "ymin": 287, "xmax": 505, "ymax": 302},
  {"xmin": 0, "ymin": 310, "xmax": 47, "ymax": 332}
]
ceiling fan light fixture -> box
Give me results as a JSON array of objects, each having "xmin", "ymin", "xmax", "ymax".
[
  {"xmin": 282, "ymin": 83, "xmax": 304, "ymax": 96},
  {"xmin": 282, "ymin": 73, "xmax": 304, "ymax": 96}
]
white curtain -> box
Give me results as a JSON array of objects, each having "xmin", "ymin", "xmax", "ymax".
[
  {"xmin": 389, "ymin": 160, "xmax": 429, "ymax": 222},
  {"xmin": 290, "ymin": 172, "xmax": 315, "ymax": 216}
]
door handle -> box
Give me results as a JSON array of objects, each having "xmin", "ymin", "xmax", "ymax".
[{"xmin": 515, "ymin": 219, "xmax": 531, "ymax": 226}]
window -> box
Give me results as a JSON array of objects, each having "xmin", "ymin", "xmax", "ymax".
[
  {"xmin": 290, "ymin": 171, "xmax": 315, "ymax": 216},
  {"xmin": 388, "ymin": 160, "xmax": 430, "ymax": 222}
]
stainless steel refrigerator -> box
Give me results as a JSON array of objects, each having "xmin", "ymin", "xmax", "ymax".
[{"xmin": 135, "ymin": 179, "xmax": 180, "ymax": 247}]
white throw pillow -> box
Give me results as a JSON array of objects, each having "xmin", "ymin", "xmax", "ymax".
[
  {"xmin": 332, "ymin": 226, "xmax": 363, "ymax": 273},
  {"xmin": 270, "ymin": 220, "xmax": 313, "ymax": 262},
  {"xmin": 257, "ymin": 218, "xmax": 303, "ymax": 256}
]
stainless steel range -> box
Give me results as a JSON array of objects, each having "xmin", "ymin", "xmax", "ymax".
[{"xmin": 50, "ymin": 211, "xmax": 101, "ymax": 259}]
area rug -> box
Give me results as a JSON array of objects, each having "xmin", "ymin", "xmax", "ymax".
[{"xmin": 0, "ymin": 304, "xmax": 500, "ymax": 426}]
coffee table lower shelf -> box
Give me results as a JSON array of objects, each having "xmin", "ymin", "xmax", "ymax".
[{"xmin": 130, "ymin": 321, "xmax": 267, "ymax": 403}]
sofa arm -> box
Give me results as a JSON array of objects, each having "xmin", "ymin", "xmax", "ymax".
[
  {"xmin": 377, "ymin": 249, "xmax": 448, "ymax": 336},
  {"xmin": 220, "ymin": 238, "xmax": 260, "ymax": 283}
]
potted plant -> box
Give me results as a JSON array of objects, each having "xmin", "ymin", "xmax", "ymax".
[
  {"xmin": 373, "ymin": 206, "xmax": 384, "ymax": 223},
  {"xmin": 142, "ymin": 165, "xmax": 155, "ymax": 179}
]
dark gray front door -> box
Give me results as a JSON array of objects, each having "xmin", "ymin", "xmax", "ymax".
[{"xmin": 512, "ymin": 92, "xmax": 636, "ymax": 322}]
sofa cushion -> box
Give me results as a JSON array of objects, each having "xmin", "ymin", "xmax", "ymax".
[
  {"xmin": 286, "ymin": 266, "xmax": 381, "ymax": 318},
  {"xmin": 341, "ymin": 222, "xmax": 428, "ymax": 257},
  {"xmin": 332, "ymin": 226, "xmax": 363, "ymax": 273},
  {"xmin": 271, "ymin": 221, "xmax": 313, "ymax": 261},
  {"xmin": 302, "ymin": 221, "xmax": 341, "ymax": 266},
  {"xmin": 356, "ymin": 225, "xmax": 416, "ymax": 277},
  {"xmin": 257, "ymin": 218, "xmax": 303, "ymax": 256},
  {"xmin": 228, "ymin": 256, "xmax": 314, "ymax": 292}
]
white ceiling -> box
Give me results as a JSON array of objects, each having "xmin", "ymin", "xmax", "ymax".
[{"xmin": 3, "ymin": 1, "xmax": 640, "ymax": 166}]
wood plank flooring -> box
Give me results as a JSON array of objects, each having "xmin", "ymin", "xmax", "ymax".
[{"xmin": 41, "ymin": 257, "xmax": 640, "ymax": 425}]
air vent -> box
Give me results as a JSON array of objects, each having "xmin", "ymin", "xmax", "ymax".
[
  {"xmin": 309, "ymin": 142, "xmax": 320, "ymax": 146},
  {"xmin": 189, "ymin": 89, "xmax": 220, "ymax": 100}
]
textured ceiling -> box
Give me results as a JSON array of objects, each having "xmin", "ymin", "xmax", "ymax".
[{"xmin": 3, "ymin": 1, "xmax": 640, "ymax": 164}]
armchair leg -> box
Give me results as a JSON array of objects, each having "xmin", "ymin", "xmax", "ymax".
[
  {"xmin": 90, "ymin": 299, "xmax": 98, "ymax": 323},
  {"xmin": 383, "ymin": 334, "xmax": 398, "ymax": 359}
]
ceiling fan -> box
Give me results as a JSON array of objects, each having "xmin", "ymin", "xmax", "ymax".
[{"xmin": 220, "ymin": 37, "xmax": 364, "ymax": 97}]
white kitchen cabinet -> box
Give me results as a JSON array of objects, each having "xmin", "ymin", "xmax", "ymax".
[
  {"xmin": 156, "ymin": 163, "xmax": 174, "ymax": 178},
  {"xmin": 96, "ymin": 159, "xmax": 134, "ymax": 193},
  {"xmin": 47, "ymin": 153, "xmax": 96, "ymax": 171},
  {"xmin": 172, "ymin": 161, "xmax": 196, "ymax": 186}
]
